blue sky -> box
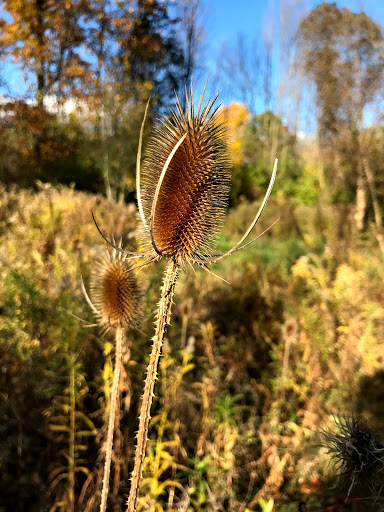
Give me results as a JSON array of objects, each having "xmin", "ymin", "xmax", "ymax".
[
  {"xmin": 206, "ymin": 0, "xmax": 384, "ymax": 45},
  {"xmin": 202, "ymin": 0, "xmax": 384, "ymax": 98}
]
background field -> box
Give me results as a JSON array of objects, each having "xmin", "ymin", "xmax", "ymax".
[{"xmin": 1, "ymin": 1, "xmax": 384, "ymax": 511}]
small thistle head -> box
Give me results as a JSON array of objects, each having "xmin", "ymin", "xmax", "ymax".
[
  {"xmin": 140, "ymin": 87, "xmax": 231, "ymax": 265},
  {"xmin": 321, "ymin": 415, "xmax": 384, "ymax": 495},
  {"xmin": 90, "ymin": 246, "xmax": 143, "ymax": 329}
]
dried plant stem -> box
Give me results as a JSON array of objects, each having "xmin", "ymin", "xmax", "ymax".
[
  {"xmin": 127, "ymin": 260, "xmax": 179, "ymax": 512},
  {"xmin": 100, "ymin": 326, "xmax": 124, "ymax": 512},
  {"xmin": 69, "ymin": 355, "xmax": 76, "ymax": 512}
]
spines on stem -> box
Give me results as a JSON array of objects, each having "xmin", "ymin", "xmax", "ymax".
[
  {"xmin": 127, "ymin": 259, "xmax": 179, "ymax": 512},
  {"xmin": 99, "ymin": 326, "xmax": 124, "ymax": 512}
]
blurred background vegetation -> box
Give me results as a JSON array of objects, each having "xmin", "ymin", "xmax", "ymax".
[{"xmin": 1, "ymin": 1, "xmax": 384, "ymax": 511}]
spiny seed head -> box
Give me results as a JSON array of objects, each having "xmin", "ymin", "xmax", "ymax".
[
  {"xmin": 321, "ymin": 415, "xmax": 384, "ymax": 495},
  {"xmin": 90, "ymin": 247, "xmax": 143, "ymax": 328},
  {"xmin": 141, "ymin": 90, "xmax": 231, "ymax": 265}
]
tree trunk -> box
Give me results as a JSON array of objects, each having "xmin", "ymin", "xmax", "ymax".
[{"xmin": 35, "ymin": 0, "xmax": 46, "ymax": 107}]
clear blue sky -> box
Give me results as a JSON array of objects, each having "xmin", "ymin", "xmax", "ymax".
[{"xmin": 205, "ymin": 0, "xmax": 383, "ymax": 48}]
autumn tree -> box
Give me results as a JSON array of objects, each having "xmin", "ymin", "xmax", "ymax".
[
  {"xmin": 84, "ymin": 0, "xmax": 191, "ymax": 201},
  {"xmin": 0, "ymin": 0, "xmax": 189, "ymax": 193},
  {"xmin": 0, "ymin": 100, "xmax": 101, "ymax": 188},
  {"xmin": 223, "ymin": 102, "xmax": 250, "ymax": 167},
  {"xmin": 225, "ymin": 105, "xmax": 303, "ymax": 215},
  {"xmin": 242, "ymin": 110, "xmax": 302, "ymax": 198},
  {"xmin": 115, "ymin": 0, "xmax": 184, "ymax": 105},
  {"xmin": 296, "ymin": 2, "xmax": 384, "ymax": 239},
  {"xmin": 0, "ymin": 0, "xmax": 96, "ymax": 106}
]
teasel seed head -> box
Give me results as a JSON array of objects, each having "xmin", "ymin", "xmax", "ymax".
[
  {"xmin": 90, "ymin": 246, "xmax": 143, "ymax": 329},
  {"xmin": 93, "ymin": 81, "xmax": 277, "ymax": 271},
  {"xmin": 140, "ymin": 87, "xmax": 231, "ymax": 265},
  {"xmin": 321, "ymin": 415, "xmax": 384, "ymax": 496}
]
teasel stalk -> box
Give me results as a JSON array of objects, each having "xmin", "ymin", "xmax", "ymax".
[
  {"xmin": 93, "ymin": 82, "xmax": 277, "ymax": 512},
  {"xmin": 128, "ymin": 260, "xmax": 179, "ymax": 511},
  {"xmin": 83, "ymin": 246, "xmax": 143, "ymax": 512}
]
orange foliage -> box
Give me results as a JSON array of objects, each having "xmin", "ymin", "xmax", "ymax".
[
  {"xmin": 221, "ymin": 102, "xmax": 250, "ymax": 166},
  {"xmin": 0, "ymin": 0, "xmax": 96, "ymax": 100}
]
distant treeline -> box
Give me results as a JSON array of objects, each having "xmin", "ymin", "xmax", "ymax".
[{"xmin": 0, "ymin": 2, "xmax": 383, "ymax": 235}]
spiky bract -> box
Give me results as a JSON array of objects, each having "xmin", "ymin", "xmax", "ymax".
[
  {"xmin": 321, "ymin": 415, "xmax": 384, "ymax": 495},
  {"xmin": 141, "ymin": 91, "xmax": 231, "ymax": 265},
  {"xmin": 90, "ymin": 248, "xmax": 143, "ymax": 328}
]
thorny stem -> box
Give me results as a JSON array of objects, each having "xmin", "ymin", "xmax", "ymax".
[
  {"xmin": 127, "ymin": 259, "xmax": 179, "ymax": 512},
  {"xmin": 112, "ymin": 407, "xmax": 122, "ymax": 512},
  {"xmin": 69, "ymin": 355, "xmax": 76, "ymax": 512},
  {"xmin": 100, "ymin": 326, "xmax": 124, "ymax": 512}
]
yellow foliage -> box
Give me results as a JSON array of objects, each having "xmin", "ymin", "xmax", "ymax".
[{"xmin": 221, "ymin": 102, "xmax": 250, "ymax": 166}]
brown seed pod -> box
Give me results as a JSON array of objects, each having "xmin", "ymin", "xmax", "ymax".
[
  {"xmin": 94, "ymin": 86, "xmax": 276, "ymax": 270},
  {"xmin": 90, "ymin": 247, "xmax": 143, "ymax": 329},
  {"xmin": 140, "ymin": 91, "xmax": 231, "ymax": 265}
]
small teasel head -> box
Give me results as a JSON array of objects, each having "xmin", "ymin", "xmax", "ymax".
[
  {"xmin": 89, "ymin": 245, "xmax": 143, "ymax": 330},
  {"xmin": 140, "ymin": 85, "xmax": 231, "ymax": 265},
  {"xmin": 321, "ymin": 415, "xmax": 384, "ymax": 496}
]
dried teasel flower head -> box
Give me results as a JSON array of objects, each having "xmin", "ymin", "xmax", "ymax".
[
  {"xmin": 321, "ymin": 415, "xmax": 384, "ymax": 496},
  {"xmin": 139, "ymin": 85, "xmax": 231, "ymax": 265},
  {"xmin": 89, "ymin": 245, "xmax": 143, "ymax": 329},
  {"xmin": 92, "ymin": 81, "xmax": 277, "ymax": 272}
]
